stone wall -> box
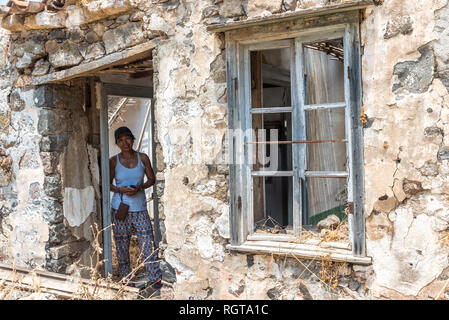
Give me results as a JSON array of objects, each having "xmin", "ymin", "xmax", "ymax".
[
  {"xmin": 0, "ymin": 80, "xmax": 101, "ymax": 276},
  {"xmin": 135, "ymin": 0, "xmax": 376, "ymax": 299},
  {"xmin": 8, "ymin": 12, "xmax": 148, "ymax": 78},
  {"xmin": 142, "ymin": 0, "xmax": 449, "ymax": 299},
  {"xmin": 362, "ymin": 0, "xmax": 449, "ymax": 298}
]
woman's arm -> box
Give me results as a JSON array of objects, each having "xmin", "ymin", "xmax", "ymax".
[{"xmin": 139, "ymin": 152, "xmax": 155, "ymax": 191}]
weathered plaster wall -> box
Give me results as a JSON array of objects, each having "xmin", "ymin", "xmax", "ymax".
[
  {"xmin": 0, "ymin": 81, "xmax": 102, "ymax": 275},
  {"xmin": 133, "ymin": 0, "xmax": 375, "ymax": 300},
  {"xmin": 142, "ymin": 0, "xmax": 449, "ymax": 299},
  {"xmin": 362, "ymin": 0, "xmax": 449, "ymax": 298},
  {"xmin": 1, "ymin": 0, "xmax": 449, "ymax": 300}
]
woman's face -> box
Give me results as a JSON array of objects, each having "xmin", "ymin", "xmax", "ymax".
[{"xmin": 116, "ymin": 134, "xmax": 134, "ymax": 152}]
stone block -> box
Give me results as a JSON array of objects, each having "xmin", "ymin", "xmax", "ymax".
[
  {"xmin": 48, "ymin": 29, "xmax": 68, "ymax": 41},
  {"xmin": 39, "ymin": 135, "xmax": 69, "ymax": 152},
  {"xmin": 48, "ymin": 222, "xmax": 67, "ymax": 245},
  {"xmin": 48, "ymin": 243, "xmax": 70, "ymax": 260},
  {"xmin": 83, "ymin": 0, "xmax": 133, "ymax": 24},
  {"xmin": 0, "ymin": 156, "xmax": 12, "ymax": 187},
  {"xmin": 43, "ymin": 200, "xmax": 64, "ymax": 224},
  {"xmin": 103, "ymin": 22, "xmax": 146, "ymax": 54},
  {"xmin": 393, "ymin": 179, "xmax": 406, "ymax": 203},
  {"xmin": 13, "ymin": 38, "xmax": 46, "ymax": 70},
  {"xmin": 392, "ymin": 44, "xmax": 434, "ymax": 94},
  {"xmin": 418, "ymin": 162, "xmax": 439, "ymax": 176},
  {"xmin": 65, "ymin": 5, "xmax": 87, "ymax": 28},
  {"xmin": 32, "ymin": 59, "xmax": 51, "ymax": 77},
  {"xmin": 44, "ymin": 174, "xmax": 62, "ymax": 198},
  {"xmin": 160, "ymin": 260, "xmax": 177, "ymax": 283},
  {"xmin": 438, "ymin": 146, "xmax": 449, "ymax": 160},
  {"xmin": 317, "ymin": 214, "xmax": 340, "ymax": 230},
  {"xmin": 130, "ymin": 10, "xmax": 144, "ymax": 22},
  {"xmin": 85, "ymin": 31, "xmax": 100, "ymax": 44},
  {"xmin": 283, "ymin": 0, "xmax": 296, "ymax": 11},
  {"xmin": 384, "ymin": 16, "xmax": 413, "ymax": 39},
  {"xmin": 0, "ymin": 110, "xmax": 10, "ymax": 134},
  {"xmin": 34, "ymin": 86, "xmax": 55, "ymax": 109},
  {"xmin": 403, "ymin": 179, "xmax": 423, "ymax": 196},
  {"xmin": 29, "ymin": 182, "xmax": 41, "ymax": 200},
  {"xmin": 219, "ymin": 0, "xmax": 245, "ymax": 17},
  {"xmin": 45, "ymin": 40, "xmax": 83, "ymax": 68},
  {"xmin": 247, "ymin": 0, "xmax": 283, "ymax": 18},
  {"xmin": 79, "ymin": 42, "xmax": 105, "ymax": 61},
  {"xmin": 202, "ymin": 6, "xmax": 219, "ymax": 19},
  {"xmin": 1, "ymin": 14, "xmax": 26, "ymax": 32},
  {"xmin": 68, "ymin": 30, "xmax": 85, "ymax": 43},
  {"xmin": 38, "ymin": 109, "xmax": 64, "ymax": 136},
  {"xmin": 373, "ymin": 196, "xmax": 398, "ymax": 213},
  {"xmin": 46, "ymin": 256, "xmax": 67, "ymax": 273},
  {"xmin": 9, "ymin": 88, "xmax": 25, "ymax": 112},
  {"xmin": 24, "ymin": 11, "xmax": 67, "ymax": 30}
]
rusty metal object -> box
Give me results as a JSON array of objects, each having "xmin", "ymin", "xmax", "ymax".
[{"xmin": 347, "ymin": 202, "xmax": 354, "ymax": 214}]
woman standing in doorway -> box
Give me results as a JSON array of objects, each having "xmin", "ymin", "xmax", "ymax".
[{"xmin": 109, "ymin": 126, "xmax": 162, "ymax": 289}]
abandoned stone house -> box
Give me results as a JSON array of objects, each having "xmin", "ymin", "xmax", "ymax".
[{"xmin": 0, "ymin": 0, "xmax": 448, "ymax": 300}]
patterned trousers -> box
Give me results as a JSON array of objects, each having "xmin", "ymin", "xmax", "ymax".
[{"xmin": 111, "ymin": 208, "xmax": 162, "ymax": 283}]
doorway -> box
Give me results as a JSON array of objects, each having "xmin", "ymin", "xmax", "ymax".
[{"xmin": 98, "ymin": 79, "xmax": 158, "ymax": 278}]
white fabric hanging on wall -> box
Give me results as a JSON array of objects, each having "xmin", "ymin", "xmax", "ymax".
[{"xmin": 63, "ymin": 186, "xmax": 96, "ymax": 227}]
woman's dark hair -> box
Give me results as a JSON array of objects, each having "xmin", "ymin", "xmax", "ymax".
[{"xmin": 114, "ymin": 126, "xmax": 135, "ymax": 144}]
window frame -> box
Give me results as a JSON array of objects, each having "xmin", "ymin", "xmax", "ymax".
[{"xmin": 226, "ymin": 12, "xmax": 366, "ymax": 260}]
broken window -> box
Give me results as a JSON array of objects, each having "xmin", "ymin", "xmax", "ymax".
[
  {"xmin": 247, "ymin": 36, "xmax": 348, "ymax": 235},
  {"xmin": 225, "ymin": 21, "xmax": 364, "ymax": 257}
]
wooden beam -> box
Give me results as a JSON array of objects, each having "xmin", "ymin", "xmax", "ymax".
[
  {"xmin": 0, "ymin": 263, "xmax": 139, "ymax": 299},
  {"xmin": 246, "ymin": 234, "xmax": 352, "ymax": 251},
  {"xmin": 102, "ymin": 83, "xmax": 153, "ymax": 99},
  {"xmin": 14, "ymin": 40, "xmax": 159, "ymax": 87},
  {"xmin": 98, "ymin": 82, "xmax": 113, "ymax": 278},
  {"xmin": 251, "ymin": 50, "xmax": 264, "ymax": 232},
  {"xmin": 207, "ymin": 1, "xmax": 373, "ymax": 33},
  {"xmin": 226, "ymin": 242, "xmax": 372, "ymax": 265},
  {"xmin": 304, "ymin": 102, "xmax": 346, "ymax": 110},
  {"xmin": 345, "ymin": 21, "xmax": 365, "ymax": 257},
  {"xmin": 251, "ymin": 170, "xmax": 294, "ymax": 177},
  {"xmin": 226, "ymin": 36, "xmax": 241, "ymax": 246},
  {"xmin": 305, "ymin": 171, "xmax": 348, "ymax": 178},
  {"xmin": 108, "ymin": 97, "xmax": 128, "ymax": 127},
  {"xmin": 250, "ymin": 107, "xmax": 293, "ymax": 114},
  {"xmin": 136, "ymin": 99, "xmax": 152, "ymax": 152}
]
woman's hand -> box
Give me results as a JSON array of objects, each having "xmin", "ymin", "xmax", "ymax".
[
  {"xmin": 123, "ymin": 186, "xmax": 139, "ymax": 196},
  {"xmin": 117, "ymin": 186, "xmax": 136, "ymax": 195}
]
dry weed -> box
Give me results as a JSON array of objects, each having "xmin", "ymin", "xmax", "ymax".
[
  {"xmin": 319, "ymin": 254, "xmax": 340, "ymax": 291},
  {"xmin": 295, "ymin": 218, "xmax": 349, "ymax": 244},
  {"xmin": 439, "ymin": 231, "xmax": 449, "ymax": 249},
  {"xmin": 0, "ymin": 223, "xmax": 166, "ymax": 300}
]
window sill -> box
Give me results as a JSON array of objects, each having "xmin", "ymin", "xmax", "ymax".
[{"xmin": 226, "ymin": 238, "xmax": 372, "ymax": 265}]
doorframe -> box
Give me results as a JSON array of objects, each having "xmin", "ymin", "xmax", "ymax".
[{"xmin": 98, "ymin": 82, "xmax": 154, "ymax": 278}]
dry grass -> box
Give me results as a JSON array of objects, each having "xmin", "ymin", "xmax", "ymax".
[
  {"xmin": 254, "ymin": 211, "xmax": 349, "ymax": 245},
  {"xmin": 295, "ymin": 218, "xmax": 350, "ymax": 244},
  {"xmin": 436, "ymin": 230, "xmax": 449, "ymax": 300}
]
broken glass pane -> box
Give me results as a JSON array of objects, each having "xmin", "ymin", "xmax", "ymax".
[
  {"xmin": 306, "ymin": 107, "xmax": 346, "ymax": 172},
  {"xmin": 303, "ymin": 38, "xmax": 345, "ymax": 106}
]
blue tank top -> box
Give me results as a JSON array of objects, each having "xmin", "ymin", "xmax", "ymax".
[{"xmin": 111, "ymin": 152, "xmax": 147, "ymax": 212}]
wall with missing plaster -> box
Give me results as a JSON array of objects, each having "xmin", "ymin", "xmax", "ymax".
[{"xmin": 0, "ymin": 0, "xmax": 449, "ymax": 300}]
